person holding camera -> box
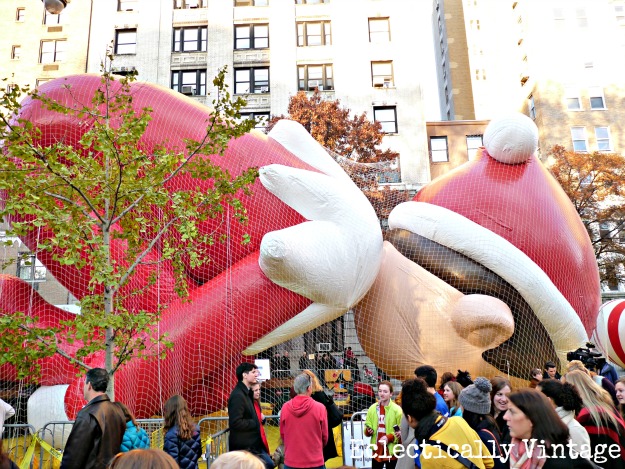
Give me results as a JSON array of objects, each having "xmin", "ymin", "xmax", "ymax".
[{"xmin": 364, "ymin": 380, "xmax": 403, "ymax": 469}]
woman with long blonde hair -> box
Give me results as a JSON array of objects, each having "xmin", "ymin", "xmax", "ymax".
[
  {"xmin": 564, "ymin": 370, "xmax": 625, "ymax": 468},
  {"xmin": 163, "ymin": 395, "xmax": 202, "ymax": 469}
]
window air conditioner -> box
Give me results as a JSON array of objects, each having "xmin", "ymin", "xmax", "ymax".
[
  {"xmin": 373, "ymin": 76, "xmax": 385, "ymax": 87},
  {"xmin": 181, "ymin": 85, "xmax": 195, "ymax": 95},
  {"xmin": 259, "ymin": 86, "xmax": 269, "ymax": 93},
  {"xmin": 383, "ymin": 78, "xmax": 392, "ymax": 88},
  {"xmin": 316, "ymin": 343, "xmax": 331, "ymax": 352},
  {"xmin": 308, "ymin": 80, "xmax": 321, "ymax": 88}
]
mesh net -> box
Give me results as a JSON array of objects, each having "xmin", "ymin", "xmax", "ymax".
[{"xmin": 0, "ymin": 77, "xmax": 600, "ymax": 437}]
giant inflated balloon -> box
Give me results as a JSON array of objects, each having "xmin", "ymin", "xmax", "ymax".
[
  {"xmin": 0, "ymin": 74, "xmax": 382, "ymax": 426},
  {"xmin": 0, "ymin": 78, "xmax": 601, "ymax": 427},
  {"xmin": 354, "ymin": 113, "xmax": 600, "ymax": 387}
]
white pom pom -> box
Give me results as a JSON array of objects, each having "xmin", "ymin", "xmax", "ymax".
[{"xmin": 483, "ymin": 113, "xmax": 538, "ymax": 164}]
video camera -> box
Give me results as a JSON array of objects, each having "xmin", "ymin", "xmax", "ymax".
[{"xmin": 566, "ymin": 342, "xmax": 604, "ymax": 371}]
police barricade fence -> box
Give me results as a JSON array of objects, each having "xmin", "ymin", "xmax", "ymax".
[
  {"xmin": 201, "ymin": 415, "xmax": 280, "ymax": 468},
  {"xmin": 2, "ymin": 423, "xmax": 36, "ymax": 469},
  {"xmin": 9, "ymin": 415, "xmax": 289, "ymax": 468},
  {"xmin": 342, "ymin": 411, "xmax": 372, "ymax": 469},
  {"xmin": 3, "ymin": 418, "xmax": 165, "ymax": 469}
]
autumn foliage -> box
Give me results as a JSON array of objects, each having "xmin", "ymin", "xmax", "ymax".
[
  {"xmin": 547, "ymin": 145, "xmax": 625, "ymax": 287},
  {"xmin": 268, "ymin": 89, "xmax": 399, "ymax": 164}
]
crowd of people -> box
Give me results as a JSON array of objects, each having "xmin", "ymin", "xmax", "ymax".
[{"xmin": 3, "ymin": 356, "xmax": 625, "ymax": 469}]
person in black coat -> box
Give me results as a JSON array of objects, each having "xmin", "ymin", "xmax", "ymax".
[
  {"xmin": 60, "ymin": 368, "xmax": 126, "ymax": 469},
  {"xmin": 228, "ymin": 363, "xmax": 275, "ymax": 469}
]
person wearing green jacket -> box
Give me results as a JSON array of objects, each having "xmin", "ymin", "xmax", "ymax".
[{"xmin": 364, "ymin": 380, "xmax": 403, "ymax": 469}]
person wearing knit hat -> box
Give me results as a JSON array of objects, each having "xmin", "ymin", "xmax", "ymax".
[
  {"xmin": 459, "ymin": 377, "xmax": 492, "ymax": 414},
  {"xmin": 459, "ymin": 377, "xmax": 506, "ymax": 469}
]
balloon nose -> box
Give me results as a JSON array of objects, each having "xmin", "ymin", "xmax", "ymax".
[{"xmin": 450, "ymin": 294, "xmax": 515, "ymax": 350}]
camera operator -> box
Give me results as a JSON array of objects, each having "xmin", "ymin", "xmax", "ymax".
[
  {"xmin": 566, "ymin": 343, "xmax": 619, "ymax": 407},
  {"xmin": 598, "ymin": 357, "xmax": 619, "ymax": 385}
]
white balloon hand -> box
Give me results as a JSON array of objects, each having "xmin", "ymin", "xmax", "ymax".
[{"xmin": 244, "ymin": 120, "xmax": 383, "ymax": 353}]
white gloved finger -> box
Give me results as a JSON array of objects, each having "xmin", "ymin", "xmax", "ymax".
[
  {"xmin": 261, "ymin": 220, "xmax": 378, "ymax": 307},
  {"xmin": 259, "ymin": 164, "xmax": 374, "ymax": 224},
  {"xmin": 268, "ymin": 119, "xmax": 354, "ymax": 184}
]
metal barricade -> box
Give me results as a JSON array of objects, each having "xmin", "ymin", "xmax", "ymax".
[
  {"xmin": 38, "ymin": 421, "xmax": 74, "ymax": 469},
  {"xmin": 3, "ymin": 423, "xmax": 35, "ymax": 469},
  {"xmin": 136, "ymin": 418, "xmax": 164, "ymax": 449},
  {"xmin": 342, "ymin": 411, "xmax": 371, "ymax": 469},
  {"xmin": 201, "ymin": 415, "xmax": 280, "ymax": 468}
]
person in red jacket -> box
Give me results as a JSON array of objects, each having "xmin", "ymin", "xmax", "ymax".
[{"xmin": 280, "ymin": 373, "xmax": 328, "ymax": 469}]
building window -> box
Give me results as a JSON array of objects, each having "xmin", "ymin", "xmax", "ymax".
[
  {"xmin": 371, "ymin": 61, "xmax": 393, "ymax": 88},
  {"xmin": 576, "ymin": 8, "xmax": 588, "ymax": 28},
  {"xmin": 6, "ymin": 84, "xmax": 17, "ymax": 94},
  {"xmin": 430, "ymin": 136, "xmax": 449, "ymax": 162},
  {"xmin": 589, "ymin": 87, "xmax": 606, "ymax": 110},
  {"xmin": 466, "ymin": 134, "xmax": 483, "ymax": 160},
  {"xmin": 565, "ymin": 88, "xmax": 581, "ymax": 110},
  {"xmin": 297, "ymin": 21, "xmax": 331, "ymax": 46},
  {"xmin": 40, "ymin": 40, "xmax": 66, "ymax": 63},
  {"xmin": 16, "ymin": 8, "xmax": 25, "ymax": 22},
  {"xmin": 11, "ymin": 45, "xmax": 21, "ymax": 60},
  {"xmin": 115, "ymin": 29, "xmax": 137, "ymax": 54},
  {"xmin": 17, "ymin": 254, "xmax": 47, "ymax": 290},
  {"xmin": 374, "ymin": 106, "xmax": 398, "ymax": 134},
  {"xmin": 234, "ymin": 67, "xmax": 269, "ymax": 94},
  {"xmin": 298, "ymin": 64, "xmax": 333, "ymax": 91},
  {"xmin": 368, "ymin": 17, "xmax": 390, "ymax": 42},
  {"xmin": 173, "ymin": 0, "xmax": 204, "ymax": 7},
  {"xmin": 553, "ymin": 8, "xmax": 565, "ymax": 30},
  {"xmin": 595, "ymin": 127, "xmax": 612, "ymax": 152},
  {"xmin": 118, "ymin": 0, "xmax": 139, "ymax": 11},
  {"xmin": 171, "ymin": 69, "xmax": 207, "ymax": 96},
  {"xmin": 240, "ymin": 112, "xmax": 270, "ymax": 130},
  {"xmin": 44, "ymin": 10, "xmax": 61, "ymax": 24},
  {"xmin": 173, "ymin": 27, "xmax": 207, "ymax": 52},
  {"xmin": 234, "ymin": 24, "xmax": 269, "ymax": 49},
  {"xmin": 528, "ymin": 95, "xmax": 536, "ymax": 119},
  {"xmin": 616, "ymin": 5, "xmax": 625, "ymax": 26},
  {"xmin": 571, "ymin": 127, "xmax": 588, "ymax": 152},
  {"xmin": 36, "ymin": 78, "xmax": 53, "ymax": 87},
  {"xmin": 235, "ymin": 0, "xmax": 268, "ymax": 5}
]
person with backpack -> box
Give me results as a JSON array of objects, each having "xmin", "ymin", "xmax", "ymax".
[
  {"xmin": 401, "ymin": 378, "xmax": 494, "ymax": 469},
  {"xmin": 458, "ymin": 377, "xmax": 505, "ymax": 469}
]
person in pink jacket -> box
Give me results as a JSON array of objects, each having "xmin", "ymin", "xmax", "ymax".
[{"xmin": 280, "ymin": 373, "xmax": 328, "ymax": 469}]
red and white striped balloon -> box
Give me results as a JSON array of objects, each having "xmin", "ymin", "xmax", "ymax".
[{"xmin": 593, "ymin": 299, "xmax": 625, "ymax": 367}]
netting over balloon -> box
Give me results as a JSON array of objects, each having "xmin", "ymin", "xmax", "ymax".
[{"xmin": 0, "ymin": 77, "xmax": 601, "ymax": 434}]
